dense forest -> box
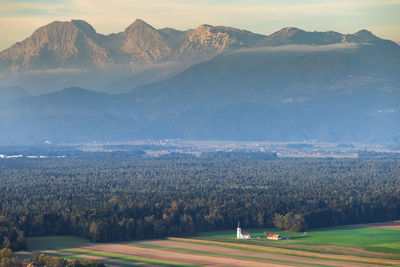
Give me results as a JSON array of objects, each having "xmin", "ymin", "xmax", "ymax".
[{"xmin": 0, "ymin": 155, "xmax": 399, "ymax": 249}]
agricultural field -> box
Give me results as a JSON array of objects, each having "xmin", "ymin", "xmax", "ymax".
[{"xmin": 16, "ymin": 222, "xmax": 400, "ymax": 266}]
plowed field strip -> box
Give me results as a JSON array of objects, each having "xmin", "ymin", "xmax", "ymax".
[
  {"xmin": 132, "ymin": 241, "xmax": 335, "ymax": 267},
  {"xmin": 71, "ymin": 244, "xmax": 301, "ymax": 266},
  {"xmin": 60, "ymin": 248, "xmax": 199, "ymax": 266}
]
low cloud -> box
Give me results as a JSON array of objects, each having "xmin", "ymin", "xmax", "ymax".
[
  {"xmin": 234, "ymin": 43, "xmax": 360, "ymax": 54},
  {"xmin": 23, "ymin": 68, "xmax": 88, "ymax": 75}
]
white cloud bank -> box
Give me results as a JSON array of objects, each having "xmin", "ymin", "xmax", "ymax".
[{"xmin": 234, "ymin": 43, "xmax": 361, "ymax": 54}]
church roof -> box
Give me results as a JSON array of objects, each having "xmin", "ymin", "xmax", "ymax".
[{"xmin": 241, "ymin": 231, "xmax": 250, "ymax": 236}]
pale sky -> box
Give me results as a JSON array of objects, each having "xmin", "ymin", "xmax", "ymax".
[{"xmin": 0, "ymin": 0, "xmax": 399, "ymax": 50}]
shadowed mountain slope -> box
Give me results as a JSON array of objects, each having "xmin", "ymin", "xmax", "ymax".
[{"xmin": 1, "ymin": 37, "xmax": 399, "ymax": 144}]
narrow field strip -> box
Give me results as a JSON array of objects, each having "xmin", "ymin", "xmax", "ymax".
[
  {"xmin": 133, "ymin": 242, "xmax": 334, "ymax": 267},
  {"xmin": 168, "ymin": 237, "xmax": 400, "ymax": 266},
  {"xmin": 60, "ymin": 248, "xmax": 201, "ymax": 267}
]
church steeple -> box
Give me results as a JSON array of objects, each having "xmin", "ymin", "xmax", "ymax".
[{"xmin": 237, "ymin": 220, "xmax": 241, "ymax": 239}]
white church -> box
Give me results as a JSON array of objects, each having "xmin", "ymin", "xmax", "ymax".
[{"xmin": 236, "ymin": 221, "xmax": 251, "ymax": 239}]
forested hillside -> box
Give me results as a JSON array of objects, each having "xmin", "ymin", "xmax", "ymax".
[{"xmin": 0, "ymin": 156, "xmax": 399, "ymax": 249}]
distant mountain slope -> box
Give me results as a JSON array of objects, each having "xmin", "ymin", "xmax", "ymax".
[
  {"xmin": 0, "ymin": 20, "xmax": 112, "ymax": 72},
  {"xmin": 0, "ymin": 86, "xmax": 31, "ymax": 102},
  {"xmin": 100, "ymin": 19, "xmax": 179, "ymax": 64},
  {"xmin": 123, "ymin": 39, "xmax": 399, "ymax": 142},
  {"xmin": 130, "ymin": 40, "xmax": 400, "ymax": 111},
  {"xmin": 257, "ymin": 28, "xmax": 381, "ymax": 46},
  {"xmin": 1, "ymin": 37, "xmax": 399, "ymax": 144}
]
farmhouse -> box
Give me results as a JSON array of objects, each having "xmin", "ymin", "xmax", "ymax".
[{"xmin": 237, "ymin": 221, "xmax": 251, "ymax": 239}]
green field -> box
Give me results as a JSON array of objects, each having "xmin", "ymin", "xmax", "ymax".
[
  {"xmin": 194, "ymin": 225, "xmax": 400, "ymax": 256},
  {"xmin": 26, "ymin": 235, "xmax": 91, "ymax": 251}
]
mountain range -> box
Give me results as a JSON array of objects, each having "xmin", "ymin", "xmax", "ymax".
[
  {"xmin": 0, "ymin": 20, "xmax": 399, "ymax": 144},
  {"xmin": 1, "ymin": 19, "xmax": 396, "ymax": 94},
  {"xmin": 0, "ymin": 19, "xmax": 267, "ymax": 94},
  {"xmin": 0, "ymin": 19, "xmax": 265, "ymax": 70}
]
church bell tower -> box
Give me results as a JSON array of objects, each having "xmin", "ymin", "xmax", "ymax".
[{"xmin": 237, "ymin": 220, "xmax": 241, "ymax": 239}]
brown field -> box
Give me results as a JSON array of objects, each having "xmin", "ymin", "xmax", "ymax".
[
  {"xmin": 67, "ymin": 240, "xmax": 396, "ymax": 267},
  {"xmin": 267, "ymin": 243, "xmax": 399, "ymax": 259},
  {"xmin": 351, "ymin": 221, "xmax": 400, "ymax": 229},
  {"xmin": 75, "ymin": 243, "xmax": 293, "ymax": 266}
]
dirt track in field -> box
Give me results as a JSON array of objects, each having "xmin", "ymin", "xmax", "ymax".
[
  {"xmin": 74, "ymin": 240, "xmax": 384, "ymax": 267},
  {"xmin": 351, "ymin": 221, "xmax": 400, "ymax": 229}
]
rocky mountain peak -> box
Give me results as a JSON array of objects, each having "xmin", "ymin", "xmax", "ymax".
[
  {"xmin": 340, "ymin": 30, "xmax": 379, "ymax": 44},
  {"xmin": 0, "ymin": 19, "xmax": 112, "ymax": 71},
  {"xmin": 196, "ymin": 24, "xmax": 214, "ymax": 31},
  {"xmin": 175, "ymin": 24, "xmax": 263, "ymax": 59},
  {"xmin": 273, "ymin": 27, "xmax": 302, "ymax": 36},
  {"xmin": 125, "ymin": 19, "xmax": 156, "ymax": 33},
  {"xmin": 71, "ymin": 20, "xmax": 97, "ymax": 36},
  {"xmin": 352, "ymin": 29, "xmax": 378, "ymax": 41},
  {"xmin": 120, "ymin": 19, "xmax": 171, "ymax": 63}
]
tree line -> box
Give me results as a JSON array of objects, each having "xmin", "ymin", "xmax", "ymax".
[{"xmin": 0, "ymin": 248, "xmax": 104, "ymax": 267}]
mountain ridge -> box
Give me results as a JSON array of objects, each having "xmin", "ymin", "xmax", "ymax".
[
  {"xmin": 1, "ymin": 19, "xmax": 398, "ymax": 95},
  {"xmin": 1, "ymin": 19, "xmax": 397, "ymax": 73}
]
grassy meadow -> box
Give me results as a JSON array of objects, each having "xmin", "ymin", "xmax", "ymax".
[{"xmin": 25, "ymin": 235, "xmax": 91, "ymax": 251}]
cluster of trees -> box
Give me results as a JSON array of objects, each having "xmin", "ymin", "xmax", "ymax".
[
  {"xmin": 273, "ymin": 213, "xmax": 306, "ymax": 232},
  {"xmin": 31, "ymin": 255, "xmax": 104, "ymax": 267},
  {"xmin": 0, "ymin": 155, "xmax": 399, "ymax": 247},
  {"xmin": 0, "ymin": 216, "xmax": 25, "ymax": 250},
  {"xmin": 0, "ymin": 248, "xmax": 13, "ymax": 267}
]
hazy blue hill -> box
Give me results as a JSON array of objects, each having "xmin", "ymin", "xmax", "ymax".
[
  {"xmin": 0, "ymin": 87, "xmax": 146, "ymax": 144},
  {"xmin": 130, "ymin": 42, "xmax": 399, "ymax": 110},
  {"xmin": 3, "ymin": 87, "xmax": 113, "ymax": 115},
  {"xmin": 125, "ymin": 41, "xmax": 400, "ymax": 142}
]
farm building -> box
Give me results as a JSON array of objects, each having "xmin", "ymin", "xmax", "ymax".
[
  {"xmin": 267, "ymin": 233, "xmax": 282, "ymax": 240},
  {"xmin": 237, "ymin": 221, "xmax": 251, "ymax": 239}
]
